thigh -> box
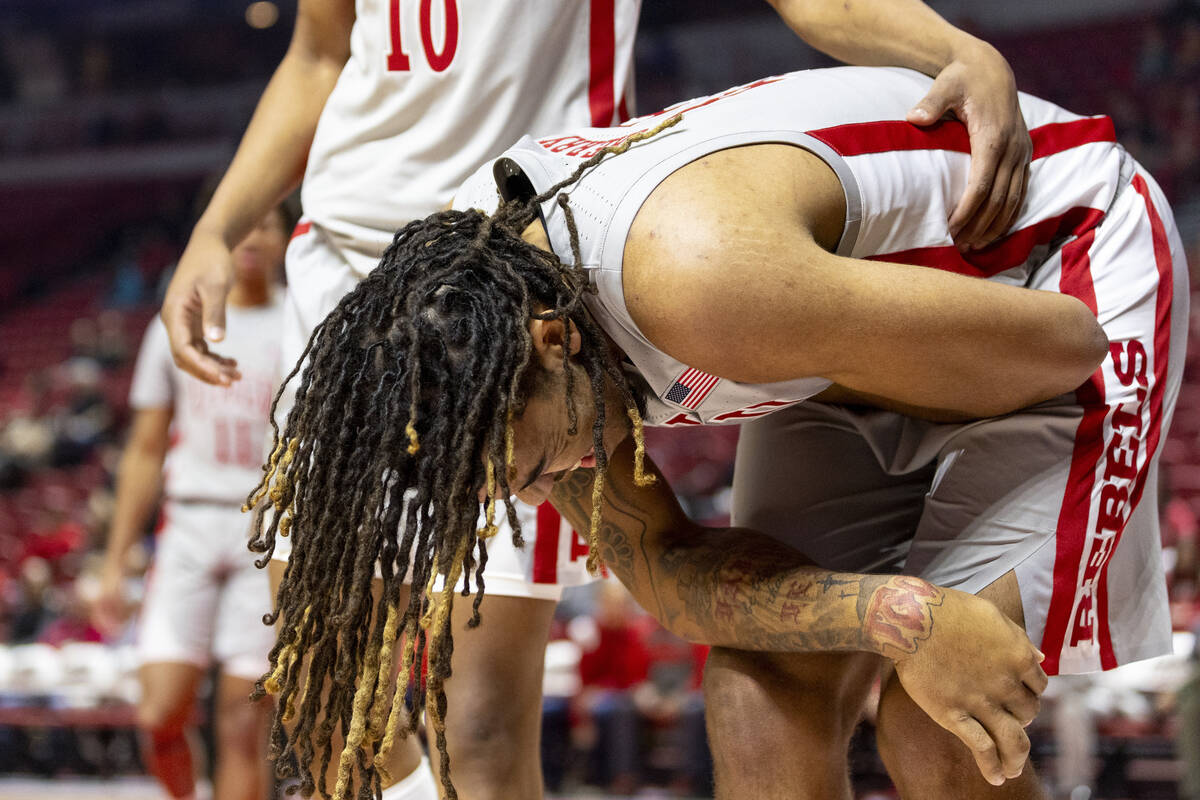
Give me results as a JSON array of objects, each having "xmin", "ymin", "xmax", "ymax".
[
  {"xmin": 137, "ymin": 504, "xmax": 220, "ymax": 669},
  {"xmin": 436, "ymin": 593, "xmax": 557, "ymax": 795},
  {"xmin": 441, "ymin": 592, "xmax": 557, "ymax": 722},
  {"xmin": 732, "ymin": 401, "xmax": 934, "ymax": 574}
]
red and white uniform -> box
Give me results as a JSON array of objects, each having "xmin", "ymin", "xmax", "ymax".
[
  {"xmin": 456, "ymin": 67, "xmax": 1190, "ymax": 673},
  {"xmin": 275, "ymin": 0, "xmax": 641, "ymax": 597},
  {"xmin": 131, "ymin": 302, "xmax": 282, "ymax": 678}
]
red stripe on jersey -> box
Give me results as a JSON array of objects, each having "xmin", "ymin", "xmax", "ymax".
[
  {"xmin": 867, "ymin": 207, "xmax": 1104, "ymax": 278},
  {"xmin": 807, "ymin": 116, "xmax": 1114, "ymax": 160},
  {"xmin": 1030, "ymin": 117, "xmax": 1116, "ymax": 160},
  {"xmin": 1040, "ymin": 229, "xmax": 1104, "ymax": 676},
  {"xmin": 290, "ymin": 221, "xmax": 312, "ymax": 241},
  {"xmin": 810, "ymin": 118, "xmax": 969, "ymax": 156},
  {"xmin": 532, "ymin": 503, "xmax": 563, "ymax": 584},
  {"xmin": 588, "ymin": 0, "xmax": 617, "ymax": 126},
  {"xmin": 1095, "ymin": 174, "xmax": 1175, "ymax": 668}
]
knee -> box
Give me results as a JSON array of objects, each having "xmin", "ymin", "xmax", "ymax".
[
  {"xmin": 875, "ymin": 671, "xmax": 971, "ymax": 780},
  {"xmin": 215, "ymin": 693, "xmax": 268, "ymax": 756},
  {"xmin": 136, "ymin": 695, "xmax": 193, "ymax": 736},
  {"xmin": 443, "ymin": 682, "xmax": 533, "ymax": 765},
  {"xmin": 704, "ymin": 647, "xmax": 871, "ymax": 751}
]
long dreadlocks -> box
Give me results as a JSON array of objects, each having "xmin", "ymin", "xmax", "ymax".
[{"xmin": 245, "ymin": 114, "xmax": 679, "ymax": 800}]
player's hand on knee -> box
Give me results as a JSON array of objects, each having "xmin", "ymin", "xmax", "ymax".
[
  {"xmin": 907, "ymin": 38, "xmax": 1031, "ymax": 251},
  {"xmin": 891, "ymin": 588, "xmax": 1047, "ymax": 785},
  {"xmin": 161, "ymin": 228, "xmax": 241, "ymax": 386}
]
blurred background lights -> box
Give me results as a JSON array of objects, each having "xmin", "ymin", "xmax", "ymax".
[{"xmin": 245, "ymin": 1, "xmax": 279, "ymax": 29}]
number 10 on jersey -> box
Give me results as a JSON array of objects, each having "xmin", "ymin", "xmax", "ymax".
[{"xmin": 387, "ymin": 0, "xmax": 459, "ymax": 72}]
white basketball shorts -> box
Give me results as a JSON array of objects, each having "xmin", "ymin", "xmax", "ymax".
[{"xmin": 137, "ymin": 501, "xmax": 274, "ymax": 680}]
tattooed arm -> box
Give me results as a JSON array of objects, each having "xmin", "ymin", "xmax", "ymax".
[
  {"xmin": 555, "ymin": 440, "xmax": 955, "ymax": 659},
  {"xmin": 551, "ymin": 439, "xmax": 1048, "ymax": 785}
]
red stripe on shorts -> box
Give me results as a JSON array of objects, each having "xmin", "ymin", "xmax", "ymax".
[
  {"xmin": 868, "ymin": 207, "xmax": 1104, "ymax": 279},
  {"xmin": 1094, "ymin": 174, "xmax": 1174, "ymax": 668},
  {"xmin": 1040, "ymin": 227, "xmax": 1104, "ymax": 676},
  {"xmin": 532, "ymin": 503, "xmax": 563, "ymax": 584},
  {"xmin": 588, "ymin": 0, "xmax": 617, "ymax": 127},
  {"xmin": 807, "ymin": 115, "xmax": 1114, "ymax": 159},
  {"xmin": 290, "ymin": 220, "xmax": 312, "ymax": 241}
]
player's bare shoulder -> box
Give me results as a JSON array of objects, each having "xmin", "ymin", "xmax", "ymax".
[{"xmin": 621, "ymin": 143, "xmax": 847, "ymax": 381}]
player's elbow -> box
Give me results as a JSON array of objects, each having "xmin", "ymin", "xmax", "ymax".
[{"xmin": 1049, "ymin": 298, "xmax": 1108, "ymax": 391}]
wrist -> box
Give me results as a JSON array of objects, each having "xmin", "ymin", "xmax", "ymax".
[
  {"xmin": 860, "ymin": 575, "xmax": 945, "ymax": 660},
  {"xmin": 191, "ymin": 214, "xmax": 240, "ymax": 250},
  {"xmin": 100, "ymin": 549, "xmax": 128, "ymax": 577},
  {"xmin": 945, "ymin": 34, "xmax": 1005, "ymax": 76}
]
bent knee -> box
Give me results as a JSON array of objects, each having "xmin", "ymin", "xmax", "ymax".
[
  {"xmin": 137, "ymin": 697, "xmax": 194, "ymax": 735},
  {"xmin": 704, "ymin": 647, "xmax": 877, "ymax": 745},
  {"xmin": 215, "ymin": 696, "xmax": 268, "ymax": 754},
  {"xmin": 875, "ymin": 671, "xmax": 968, "ymax": 770}
]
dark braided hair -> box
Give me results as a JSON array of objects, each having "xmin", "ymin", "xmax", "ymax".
[{"xmin": 245, "ymin": 114, "xmax": 679, "ymax": 800}]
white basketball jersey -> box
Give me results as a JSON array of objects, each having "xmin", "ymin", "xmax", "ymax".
[
  {"xmin": 130, "ymin": 299, "xmax": 284, "ymax": 503},
  {"xmin": 454, "ymin": 67, "xmax": 1126, "ymax": 427},
  {"xmin": 301, "ymin": 0, "xmax": 640, "ymax": 276}
]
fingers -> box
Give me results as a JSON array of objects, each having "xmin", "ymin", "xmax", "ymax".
[
  {"xmin": 162, "ymin": 277, "xmax": 239, "ymax": 386},
  {"xmin": 950, "ymin": 704, "xmax": 1032, "ymax": 786},
  {"xmin": 951, "ymin": 142, "xmax": 1010, "ymax": 248},
  {"xmin": 951, "ymin": 133, "xmax": 1031, "ymax": 249},
  {"xmin": 949, "ymin": 712, "xmax": 1006, "ymax": 786},
  {"xmin": 1023, "ymin": 648, "xmax": 1050, "ymax": 696},
  {"xmin": 198, "ymin": 273, "xmax": 229, "ymax": 344},
  {"xmin": 1004, "ymin": 681, "xmax": 1041, "ymax": 728},
  {"xmin": 906, "ymin": 94, "xmax": 951, "ymax": 129},
  {"xmin": 179, "ymin": 341, "xmax": 242, "ymax": 387}
]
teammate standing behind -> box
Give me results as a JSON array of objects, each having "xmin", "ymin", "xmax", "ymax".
[
  {"xmin": 159, "ymin": 2, "xmax": 1035, "ymax": 798},
  {"xmin": 95, "ymin": 201, "xmax": 296, "ymax": 800}
]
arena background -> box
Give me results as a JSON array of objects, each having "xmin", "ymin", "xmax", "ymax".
[{"xmin": 0, "ymin": 1, "xmax": 1197, "ymax": 798}]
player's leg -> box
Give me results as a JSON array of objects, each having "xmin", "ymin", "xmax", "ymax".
[
  {"xmin": 704, "ymin": 649, "xmax": 882, "ymax": 800},
  {"xmin": 135, "ymin": 504, "xmax": 220, "ymax": 799},
  {"xmin": 434, "ymin": 593, "xmax": 558, "ymax": 799},
  {"xmin": 875, "ymin": 571, "xmax": 1048, "ymax": 800},
  {"xmin": 432, "ymin": 502, "xmax": 583, "ymax": 799},
  {"xmin": 716, "ymin": 403, "xmax": 936, "ymax": 798},
  {"xmin": 212, "ymin": 671, "xmax": 272, "ymax": 800},
  {"xmin": 210, "ymin": 508, "xmax": 276, "ymax": 800},
  {"xmin": 267, "ymin": 559, "xmax": 432, "ymax": 798},
  {"xmin": 137, "ymin": 661, "xmax": 206, "ymax": 799}
]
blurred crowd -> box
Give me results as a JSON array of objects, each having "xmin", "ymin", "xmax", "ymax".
[{"xmin": 1, "ymin": 2, "xmax": 1200, "ymax": 798}]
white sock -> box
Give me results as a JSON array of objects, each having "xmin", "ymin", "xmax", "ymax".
[{"xmin": 380, "ymin": 756, "xmax": 439, "ymax": 800}]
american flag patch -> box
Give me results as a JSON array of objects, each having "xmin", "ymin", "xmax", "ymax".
[{"xmin": 664, "ymin": 368, "xmax": 720, "ymax": 409}]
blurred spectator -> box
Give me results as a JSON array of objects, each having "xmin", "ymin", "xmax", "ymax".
[
  {"xmin": 7, "ymin": 557, "xmax": 54, "ymax": 643},
  {"xmin": 575, "ymin": 581, "xmax": 651, "ymax": 794},
  {"xmin": 572, "ymin": 580, "xmax": 711, "ymax": 794}
]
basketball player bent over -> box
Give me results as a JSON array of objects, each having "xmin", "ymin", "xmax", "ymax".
[{"xmin": 260, "ymin": 66, "xmax": 1184, "ymax": 799}]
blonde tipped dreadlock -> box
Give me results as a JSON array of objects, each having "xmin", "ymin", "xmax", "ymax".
[{"xmin": 246, "ymin": 112, "xmax": 682, "ymax": 800}]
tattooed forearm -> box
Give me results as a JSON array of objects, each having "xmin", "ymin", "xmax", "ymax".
[{"xmin": 549, "ymin": 446, "xmax": 947, "ymax": 659}]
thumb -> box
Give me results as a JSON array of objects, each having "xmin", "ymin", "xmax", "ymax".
[
  {"xmin": 199, "ymin": 275, "xmax": 231, "ymax": 343},
  {"xmin": 907, "ymin": 83, "xmax": 954, "ymax": 127}
]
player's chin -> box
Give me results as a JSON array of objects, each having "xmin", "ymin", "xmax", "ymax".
[{"xmin": 515, "ymin": 479, "xmax": 554, "ymax": 507}]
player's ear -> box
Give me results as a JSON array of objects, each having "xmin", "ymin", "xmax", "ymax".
[{"xmin": 528, "ymin": 317, "xmax": 582, "ymax": 370}]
